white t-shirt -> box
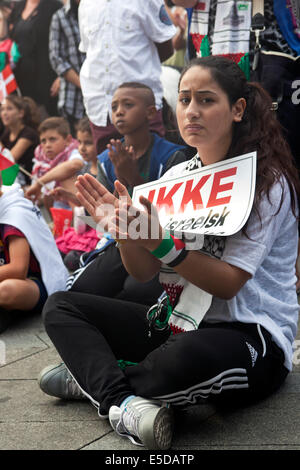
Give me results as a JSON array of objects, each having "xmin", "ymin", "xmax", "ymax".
[
  {"xmin": 206, "ymin": 177, "xmax": 299, "ymax": 371},
  {"xmin": 78, "ymin": 0, "xmax": 176, "ymax": 126},
  {"xmin": 161, "ymin": 156, "xmax": 299, "ymax": 371}
]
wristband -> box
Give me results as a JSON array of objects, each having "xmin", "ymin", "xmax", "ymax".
[{"xmin": 151, "ymin": 230, "xmax": 188, "ymax": 268}]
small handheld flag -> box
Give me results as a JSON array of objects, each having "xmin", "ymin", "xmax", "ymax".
[
  {"xmin": 0, "ymin": 152, "xmax": 19, "ymax": 185},
  {"xmin": 0, "ymin": 64, "xmax": 18, "ymax": 102}
]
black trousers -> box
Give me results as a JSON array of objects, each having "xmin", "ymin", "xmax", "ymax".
[
  {"xmin": 69, "ymin": 244, "xmax": 163, "ymax": 306},
  {"xmin": 43, "ymin": 291, "xmax": 288, "ymax": 415}
]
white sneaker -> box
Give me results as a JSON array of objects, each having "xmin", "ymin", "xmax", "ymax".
[{"xmin": 109, "ymin": 396, "xmax": 173, "ymax": 450}]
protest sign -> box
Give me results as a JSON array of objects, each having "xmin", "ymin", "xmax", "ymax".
[{"xmin": 132, "ymin": 152, "xmax": 256, "ymax": 237}]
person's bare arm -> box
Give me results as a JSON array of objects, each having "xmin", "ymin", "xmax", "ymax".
[
  {"xmin": 63, "ymin": 68, "xmax": 81, "ymax": 88},
  {"xmin": 116, "ymin": 191, "xmax": 251, "ymax": 297},
  {"xmin": 0, "ymin": 236, "xmax": 30, "ymax": 281},
  {"xmin": 25, "ymin": 158, "xmax": 83, "ymax": 201},
  {"xmin": 75, "ymin": 174, "xmax": 251, "ymax": 297},
  {"xmin": 9, "ymin": 138, "xmax": 32, "ymax": 162},
  {"xmin": 36, "ymin": 158, "xmax": 83, "ymax": 185}
]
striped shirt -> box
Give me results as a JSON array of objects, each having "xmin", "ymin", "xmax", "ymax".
[{"xmin": 49, "ymin": 1, "xmax": 86, "ymax": 119}]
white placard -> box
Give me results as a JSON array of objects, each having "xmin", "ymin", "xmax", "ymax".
[{"xmin": 132, "ymin": 152, "xmax": 256, "ymax": 237}]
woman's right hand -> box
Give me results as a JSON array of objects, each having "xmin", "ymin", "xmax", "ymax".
[{"xmin": 75, "ymin": 174, "xmax": 131, "ymax": 234}]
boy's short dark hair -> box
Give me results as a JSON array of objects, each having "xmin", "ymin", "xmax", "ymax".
[
  {"xmin": 38, "ymin": 117, "xmax": 71, "ymax": 138},
  {"xmin": 75, "ymin": 116, "xmax": 92, "ymax": 135},
  {"xmin": 117, "ymin": 82, "xmax": 155, "ymax": 107}
]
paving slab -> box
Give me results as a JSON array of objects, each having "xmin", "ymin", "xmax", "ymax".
[
  {"xmin": 0, "ymin": 346, "xmax": 61, "ymax": 380},
  {"xmin": 0, "ymin": 422, "xmax": 109, "ymax": 450}
]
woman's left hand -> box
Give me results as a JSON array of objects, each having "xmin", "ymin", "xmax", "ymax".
[
  {"xmin": 110, "ymin": 181, "xmax": 164, "ymax": 251},
  {"xmin": 75, "ymin": 174, "xmax": 163, "ymax": 250}
]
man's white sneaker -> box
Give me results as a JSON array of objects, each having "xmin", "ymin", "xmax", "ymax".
[{"xmin": 109, "ymin": 396, "xmax": 173, "ymax": 450}]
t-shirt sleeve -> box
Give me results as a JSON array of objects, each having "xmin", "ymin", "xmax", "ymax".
[
  {"xmin": 141, "ymin": 0, "xmax": 176, "ymax": 43},
  {"xmin": 19, "ymin": 127, "xmax": 39, "ymax": 143},
  {"xmin": 2, "ymin": 224, "xmax": 25, "ymax": 241},
  {"xmin": 222, "ymin": 178, "xmax": 295, "ymax": 276},
  {"xmin": 68, "ymin": 149, "xmax": 84, "ymax": 162},
  {"xmin": 20, "ymin": 127, "xmax": 38, "ymax": 141}
]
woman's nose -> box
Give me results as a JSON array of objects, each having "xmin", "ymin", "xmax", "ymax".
[{"xmin": 186, "ymin": 100, "xmax": 200, "ymax": 120}]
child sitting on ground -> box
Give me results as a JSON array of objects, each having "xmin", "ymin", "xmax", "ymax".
[
  {"xmin": 97, "ymin": 82, "xmax": 187, "ymax": 196},
  {"xmin": 0, "ymin": 95, "xmax": 40, "ymax": 186},
  {"xmin": 66, "ymin": 82, "xmax": 188, "ymax": 304},
  {"xmin": 0, "ymin": 173, "xmax": 68, "ymax": 333},
  {"xmin": 25, "ymin": 117, "xmax": 83, "ymax": 211},
  {"xmin": 49, "ymin": 117, "xmax": 100, "ymax": 269}
]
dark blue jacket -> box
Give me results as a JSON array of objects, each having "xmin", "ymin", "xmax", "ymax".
[{"xmin": 97, "ymin": 133, "xmax": 186, "ymax": 193}]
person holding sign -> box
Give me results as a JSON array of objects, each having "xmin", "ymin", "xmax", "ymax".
[{"xmin": 38, "ymin": 56, "xmax": 300, "ymax": 450}]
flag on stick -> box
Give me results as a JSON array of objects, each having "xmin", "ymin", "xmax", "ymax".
[
  {"xmin": 0, "ymin": 152, "xmax": 19, "ymax": 185},
  {"xmin": 0, "ymin": 64, "xmax": 18, "ymax": 102}
]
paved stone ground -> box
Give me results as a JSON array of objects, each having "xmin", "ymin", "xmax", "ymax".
[{"xmin": 0, "ymin": 308, "xmax": 299, "ymax": 453}]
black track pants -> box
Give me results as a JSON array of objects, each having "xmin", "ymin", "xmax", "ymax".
[
  {"xmin": 43, "ymin": 291, "xmax": 288, "ymax": 415},
  {"xmin": 69, "ymin": 244, "xmax": 163, "ymax": 306}
]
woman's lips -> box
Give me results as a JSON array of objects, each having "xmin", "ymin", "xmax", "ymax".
[{"xmin": 184, "ymin": 124, "xmax": 204, "ymax": 131}]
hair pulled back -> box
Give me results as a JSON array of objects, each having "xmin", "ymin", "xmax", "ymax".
[{"xmin": 179, "ymin": 56, "xmax": 300, "ymax": 217}]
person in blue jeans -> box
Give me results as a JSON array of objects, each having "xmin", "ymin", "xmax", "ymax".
[{"xmin": 39, "ymin": 57, "xmax": 300, "ymax": 450}]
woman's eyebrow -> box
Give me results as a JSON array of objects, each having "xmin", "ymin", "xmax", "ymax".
[{"xmin": 178, "ymin": 89, "xmax": 217, "ymax": 95}]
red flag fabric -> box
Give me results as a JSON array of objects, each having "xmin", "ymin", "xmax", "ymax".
[
  {"xmin": 0, "ymin": 64, "xmax": 18, "ymax": 102},
  {"xmin": 0, "ymin": 152, "xmax": 14, "ymax": 171}
]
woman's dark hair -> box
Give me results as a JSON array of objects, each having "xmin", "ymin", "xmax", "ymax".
[
  {"xmin": 179, "ymin": 56, "xmax": 300, "ymax": 219},
  {"xmin": 4, "ymin": 94, "xmax": 40, "ymax": 130}
]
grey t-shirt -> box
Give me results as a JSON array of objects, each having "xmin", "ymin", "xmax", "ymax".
[{"xmin": 204, "ymin": 177, "xmax": 299, "ymax": 371}]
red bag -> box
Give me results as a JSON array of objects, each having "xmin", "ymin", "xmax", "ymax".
[{"xmin": 50, "ymin": 207, "xmax": 73, "ymax": 238}]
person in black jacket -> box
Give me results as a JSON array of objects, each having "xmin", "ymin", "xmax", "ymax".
[{"xmin": 8, "ymin": 0, "xmax": 61, "ymax": 116}]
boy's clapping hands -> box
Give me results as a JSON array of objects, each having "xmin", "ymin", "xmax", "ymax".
[{"xmin": 107, "ymin": 139, "xmax": 144, "ymax": 188}]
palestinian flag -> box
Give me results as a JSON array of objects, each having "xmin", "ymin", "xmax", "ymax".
[{"xmin": 0, "ymin": 152, "xmax": 19, "ymax": 185}]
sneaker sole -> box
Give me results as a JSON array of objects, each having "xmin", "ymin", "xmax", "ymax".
[{"xmin": 140, "ymin": 407, "xmax": 174, "ymax": 450}]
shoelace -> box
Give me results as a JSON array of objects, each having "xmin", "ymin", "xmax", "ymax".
[
  {"xmin": 66, "ymin": 374, "xmax": 84, "ymax": 398},
  {"xmin": 119, "ymin": 400, "xmax": 160, "ymax": 440},
  {"xmin": 119, "ymin": 405, "xmax": 141, "ymax": 439}
]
